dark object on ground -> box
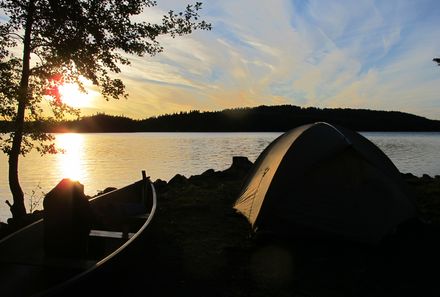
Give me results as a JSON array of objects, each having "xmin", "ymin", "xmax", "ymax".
[
  {"xmin": 234, "ymin": 122, "xmax": 416, "ymax": 245},
  {"xmin": 0, "ymin": 173, "xmax": 156, "ymax": 297},
  {"xmin": 43, "ymin": 179, "xmax": 93, "ymax": 258}
]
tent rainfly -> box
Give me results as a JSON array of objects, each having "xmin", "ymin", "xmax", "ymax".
[{"xmin": 234, "ymin": 122, "xmax": 416, "ymax": 245}]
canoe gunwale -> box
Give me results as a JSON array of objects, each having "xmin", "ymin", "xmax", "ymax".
[
  {"xmin": 0, "ymin": 177, "xmax": 157, "ymax": 297},
  {"xmin": 38, "ymin": 178, "xmax": 157, "ymax": 297}
]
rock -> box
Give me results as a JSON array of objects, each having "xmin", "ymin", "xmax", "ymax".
[
  {"xmin": 95, "ymin": 187, "xmax": 117, "ymax": 197},
  {"xmin": 168, "ymin": 174, "xmax": 188, "ymax": 187},
  {"xmin": 402, "ymin": 172, "xmax": 417, "ymax": 179},
  {"xmin": 153, "ymin": 179, "xmax": 168, "ymax": 191},
  {"xmin": 201, "ymin": 168, "xmax": 216, "ymax": 177},
  {"xmin": 422, "ymin": 174, "xmax": 434, "ymax": 182},
  {"xmin": 188, "ymin": 169, "xmax": 218, "ymax": 185},
  {"xmin": 231, "ymin": 156, "xmax": 253, "ymax": 170},
  {"xmin": 219, "ymin": 156, "xmax": 253, "ymax": 179}
]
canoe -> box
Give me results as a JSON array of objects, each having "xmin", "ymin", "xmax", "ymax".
[{"xmin": 0, "ymin": 171, "xmax": 157, "ymax": 297}]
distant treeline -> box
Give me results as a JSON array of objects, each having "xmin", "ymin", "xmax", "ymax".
[{"xmin": 2, "ymin": 105, "xmax": 440, "ymax": 133}]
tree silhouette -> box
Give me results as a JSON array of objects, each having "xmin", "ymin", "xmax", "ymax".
[{"xmin": 0, "ymin": 0, "xmax": 211, "ymax": 219}]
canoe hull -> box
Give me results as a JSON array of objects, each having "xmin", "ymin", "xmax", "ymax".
[{"xmin": 0, "ymin": 176, "xmax": 157, "ymax": 297}]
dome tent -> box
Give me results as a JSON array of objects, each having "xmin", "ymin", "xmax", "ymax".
[{"xmin": 234, "ymin": 122, "xmax": 416, "ymax": 245}]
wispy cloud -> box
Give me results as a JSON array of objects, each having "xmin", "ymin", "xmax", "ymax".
[{"xmin": 80, "ymin": 0, "xmax": 440, "ymax": 120}]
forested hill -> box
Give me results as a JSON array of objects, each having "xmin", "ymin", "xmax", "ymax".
[
  {"xmin": 136, "ymin": 105, "xmax": 440, "ymax": 132},
  {"xmin": 3, "ymin": 105, "xmax": 440, "ymax": 133}
]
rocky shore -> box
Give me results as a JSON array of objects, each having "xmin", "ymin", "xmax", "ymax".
[
  {"xmin": 143, "ymin": 157, "xmax": 440, "ymax": 297},
  {"xmin": 1, "ymin": 157, "xmax": 440, "ymax": 296}
]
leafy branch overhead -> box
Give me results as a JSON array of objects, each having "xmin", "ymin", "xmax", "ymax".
[
  {"xmin": 1, "ymin": 0, "xmax": 211, "ymax": 102},
  {"xmin": 0, "ymin": 0, "xmax": 211, "ymax": 153},
  {"xmin": 0, "ymin": 0, "xmax": 211, "ymax": 219}
]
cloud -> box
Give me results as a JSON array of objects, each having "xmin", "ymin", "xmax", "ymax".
[{"xmin": 79, "ymin": 0, "xmax": 440, "ymax": 120}]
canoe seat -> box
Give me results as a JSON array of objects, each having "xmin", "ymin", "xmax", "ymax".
[{"xmin": 89, "ymin": 229, "xmax": 135, "ymax": 239}]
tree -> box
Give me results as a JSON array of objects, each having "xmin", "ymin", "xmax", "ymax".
[{"xmin": 0, "ymin": 0, "xmax": 211, "ymax": 219}]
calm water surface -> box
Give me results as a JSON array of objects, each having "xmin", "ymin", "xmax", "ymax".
[{"xmin": 1, "ymin": 132, "xmax": 439, "ymax": 222}]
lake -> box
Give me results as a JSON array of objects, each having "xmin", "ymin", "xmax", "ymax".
[{"xmin": 1, "ymin": 132, "xmax": 440, "ymax": 222}]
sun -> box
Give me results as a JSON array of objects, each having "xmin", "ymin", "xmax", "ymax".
[{"xmin": 58, "ymin": 81, "xmax": 95, "ymax": 108}]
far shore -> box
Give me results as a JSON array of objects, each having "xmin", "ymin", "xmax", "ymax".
[{"xmin": 2, "ymin": 104, "xmax": 440, "ymax": 134}]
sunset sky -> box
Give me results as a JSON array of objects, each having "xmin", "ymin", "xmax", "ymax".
[{"xmin": 4, "ymin": 0, "xmax": 440, "ymax": 120}]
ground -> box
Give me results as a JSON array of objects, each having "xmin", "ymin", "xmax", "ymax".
[
  {"xmin": 142, "ymin": 158, "xmax": 440, "ymax": 297},
  {"xmin": 1, "ymin": 157, "xmax": 440, "ymax": 297}
]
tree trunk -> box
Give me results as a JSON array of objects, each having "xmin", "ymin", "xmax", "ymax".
[{"xmin": 8, "ymin": 1, "xmax": 35, "ymax": 220}]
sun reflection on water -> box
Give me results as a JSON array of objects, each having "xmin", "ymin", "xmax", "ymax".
[{"xmin": 55, "ymin": 133, "xmax": 86, "ymax": 182}]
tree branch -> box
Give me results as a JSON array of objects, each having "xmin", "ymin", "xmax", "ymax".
[{"xmin": 6, "ymin": 32, "xmax": 24, "ymax": 41}]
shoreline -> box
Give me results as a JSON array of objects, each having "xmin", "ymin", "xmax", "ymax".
[{"xmin": 1, "ymin": 156, "xmax": 440, "ymax": 234}]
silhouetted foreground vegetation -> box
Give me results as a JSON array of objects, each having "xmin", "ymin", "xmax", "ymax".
[
  {"xmin": 2, "ymin": 105, "xmax": 440, "ymax": 133},
  {"xmin": 1, "ymin": 157, "xmax": 439, "ymax": 296}
]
